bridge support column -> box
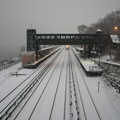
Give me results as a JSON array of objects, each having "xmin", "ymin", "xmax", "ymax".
[
  {"xmin": 35, "ymin": 36, "xmax": 39, "ymax": 60},
  {"xmin": 84, "ymin": 44, "xmax": 86, "ymax": 59}
]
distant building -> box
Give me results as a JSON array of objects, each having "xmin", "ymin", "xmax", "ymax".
[{"xmin": 95, "ymin": 29, "xmax": 103, "ymax": 34}]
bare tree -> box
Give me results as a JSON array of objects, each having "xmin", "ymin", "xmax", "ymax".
[
  {"xmin": 78, "ymin": 25, "xmax": 88, "ymax": 34},
  {"xmin": 77, "ymin": 10, "xmax": 120, "ymax": 61},
  {"xmin": 20, "ymin": 45, "xmax": 25, "ymax": 53},
  {"xmin": 78, "ymin": 10, "xmax": 120, "ymax": 35}
]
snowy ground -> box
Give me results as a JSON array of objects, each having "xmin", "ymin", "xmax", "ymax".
[
  {"xmin": 0, "ymin": 47, "xmax": 120, "ymax": 120},
  {"xmin": 0, "ymin": 63, "xmax": 34, "ymax": 100},
  {"xmin": 71, "ymin": 49, "xmax": 120, "ymax": 120}
]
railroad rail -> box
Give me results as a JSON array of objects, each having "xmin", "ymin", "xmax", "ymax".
[
  {"xmin": 14, "ymin": 48, "xmax": 66, "ymax": 120},
  {"xmin": 1, "ymin": 46, "xmax": 114, "ymax": 120},
  {"xmin": 68, "ymin": 48, "xmax": 102, "ymax": 120},
  {"xmin": 0, "ymin": 48, "xmax": 63, "ymax": 120}
]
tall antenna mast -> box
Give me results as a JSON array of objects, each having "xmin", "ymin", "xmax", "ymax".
[{"xmin": 30, "ymin": 23, "xmax": 32, "ymax": 29}]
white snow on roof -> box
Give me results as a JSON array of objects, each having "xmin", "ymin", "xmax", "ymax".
[
  {"xmin": 110, "ymin": 35, "xmax": 120, "ymax": 44},
  {"xmin": 21, "ymin": 51, "xmax": 35, "ymax": 55},
  {"xmin": 96, "ymin": 29, "xmax": 102, "ymax": 32}
]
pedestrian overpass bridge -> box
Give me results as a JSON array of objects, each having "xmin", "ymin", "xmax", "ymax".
[
  {"xmin": 27, "ymin": 29, "xmax": 112, "ymax": 52},
  {"xmin": 26, "ymin": 29, "xmax": 113, "ymax": 60}
]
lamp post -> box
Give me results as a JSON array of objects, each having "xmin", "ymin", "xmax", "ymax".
[
  {"xmin": 114, "ymin": 26, "xmax": 118, "ymax": 35},
  {"xmin": 98, "ymin": 52, "xmax": 101, "ymax": 68}
]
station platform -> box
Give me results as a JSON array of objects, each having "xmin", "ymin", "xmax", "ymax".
[
  {"xmin": 23, "ymin": 47, "xmax": 61, "ymax": 68},
  {"xmin": 72, "ymin": 48, "xmax": 103, "ymax": 76}
]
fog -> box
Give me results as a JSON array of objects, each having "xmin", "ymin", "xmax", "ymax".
[{"xmin": 0, "ymin": 0, "xmax": 120, "ymax": 62}]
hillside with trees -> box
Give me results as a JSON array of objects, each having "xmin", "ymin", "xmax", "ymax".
[{"xmin": 78, "ymin": 10, "xmax": 120, "ymax": 62}]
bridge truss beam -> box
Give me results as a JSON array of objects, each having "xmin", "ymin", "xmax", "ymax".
[{"xmin": 36, "ymin": 33, "xmax": 112, "ymax": 45}]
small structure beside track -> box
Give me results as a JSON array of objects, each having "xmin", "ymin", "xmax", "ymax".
[{"xmin": 21, "ymin": 46, "xmax": 60, "ymax": 68}]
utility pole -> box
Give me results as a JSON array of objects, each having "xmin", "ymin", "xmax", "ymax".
[{"xmin": 98, "ymin": 82, "xmax": 100, "ymax": 93}]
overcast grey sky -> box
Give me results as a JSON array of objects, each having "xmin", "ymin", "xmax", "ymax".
[{"xmin": 0, "ymin": 0, "xmax": 120, "ymax": 61}]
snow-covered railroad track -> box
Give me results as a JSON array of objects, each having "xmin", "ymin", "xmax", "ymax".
[
  {"xmin": 70, "ymin": 49, "xmax": 102, "ymax": 120},
  {"xmin": 11, "ymin": 49, "xmax": 66, "ymax": 120},
  {"xmin": 0, "ymin": 48, "xmax": 63, "ymax": 120},
  {"xmin": 47, "ymin": 52, "xmax": 66, "ymax": 120},
  {"xmin": 68, "ymin": 57, "xmax": 81, "ymax": 120},
  {"xmin": 1, "ymin": 46, "xmax": 120, "ymax": 120}
]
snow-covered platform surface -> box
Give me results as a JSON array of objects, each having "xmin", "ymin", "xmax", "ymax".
[
  {"xmin": 73, "ymin": 48, "xmax": 102, "ymax": 73},
  {"xmin": 0, "ymin": 62, "xmax": 34, "ymax": 100},
  {"xmin": 79, "ymin": 58, "xmax": 102, "ymax": 72}
]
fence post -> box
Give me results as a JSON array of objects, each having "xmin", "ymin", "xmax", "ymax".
[{"xmin": 98, "ymin": 82, "xmax": 100, "ymax": 93}]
